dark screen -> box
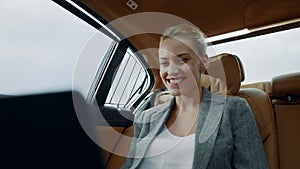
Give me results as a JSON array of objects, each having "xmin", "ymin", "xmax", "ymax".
[{"xmin": 0, "ymin": 91, "xmax": 106, "ymax": 169}]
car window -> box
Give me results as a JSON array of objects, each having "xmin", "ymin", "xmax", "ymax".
[
  {"xmin": 0, "ymin": 0, "xmax": 113, "ymax": 97},
  {"xmin": 209, "ymin": 27, "xmax": 300, "ymax": 84},
  {"xmin": 105, "ymin": 48, "xmax": 151, "ymax": 108}
]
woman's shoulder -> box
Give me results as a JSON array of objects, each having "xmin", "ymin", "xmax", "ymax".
[
  {"xmin": 221, "ymin": 95, "xmax": 254, "ymax": 122},
  {"xmin": 205, "ymin": 89, "xmax": 248, "ymax": 108},
  {"xmin": 207, "ymin": 91, "xmax": 251, "ymax": 116},
  {"xmin": 224, "ymin": 95, "xmax": 248, "ymax": 106},
  {"xmin": 134, "ymin": 97, "xmax": 174, "ymax": 124}
]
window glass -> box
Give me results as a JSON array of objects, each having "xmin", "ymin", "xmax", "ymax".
[
  {"xmin": 105, "ymin": 48, "xmax": 150, "ymax": 108},
  {"xmin": 73, "ymin": 34, "xmax": 114, "ymax": 99},
  {"xmin": 209, "ymin": 27, "xmax": 300, "ymax": 84},
  {"xmin": 0, "ymin": 0, "xmax": 113, "ymax": 96}
]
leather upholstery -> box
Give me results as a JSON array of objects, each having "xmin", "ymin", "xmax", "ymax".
[
  {"xmin": 205, "ymin": 53, "xmax": 245, "ymax": 95},
  {"xmin": 151, "ymin": 69, "xmax": 166, "ymax": 90},
  {"xmin": 271, "ymin": 72, "xmax": 300, "ymax": 169},
  {"xmin": 106, "ymin": 126, "xmax": 134, "ymax": 169},
  {"xmin": 272, "ymin": 72, "xmax": 300, "ymax": 98},
  {"xmin": 241, "ymin": 81, "xmax": 272, "ymax": 96},
  {"xmin": 238, "ymin": 88, "xmax": 279, "ymax": 169},
  {"xmin": 208, "ymin": 53, "xmax": 279, "ymax": 169}
]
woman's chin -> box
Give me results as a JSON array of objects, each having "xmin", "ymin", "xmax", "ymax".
[
  {"xmin": 168, "ymin": 87, "xmax": 200, "ymax": 97},
  {"xmin": 168, "ymin": 89, "xmax": 182, "ymax": 96}
]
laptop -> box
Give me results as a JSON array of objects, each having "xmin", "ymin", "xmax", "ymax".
[{"xmin": 0, "ymin": 91, "xmax": 106, "ymax": 169}]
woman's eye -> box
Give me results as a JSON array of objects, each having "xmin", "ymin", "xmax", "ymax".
[
  {"xmin": 160, "ymin": 62, "xmax": 169, "ymax": 66},
  {"xmin": 178, "ymin": 58, "xmax": 189, "ymax": 63}
]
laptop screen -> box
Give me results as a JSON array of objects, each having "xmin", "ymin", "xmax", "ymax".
[{"xmin": 0, "ymin": 91, "xmax": 106, "ymax": 169}]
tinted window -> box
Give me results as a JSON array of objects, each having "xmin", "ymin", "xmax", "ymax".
[
  {"xmin": 105, "ymin": 48, "xmax": 150, "ymax": 108},
  {"xmin": 210, "ymin": 27, "xmax": 300, "ymax": 84},
  {"xmin": 0, "ymin": 0, "xmax": 113, "ymax": 97}
]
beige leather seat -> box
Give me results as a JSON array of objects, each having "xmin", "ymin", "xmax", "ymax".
[
  {"xmin": 241, "ymin": 81, "xmax": 272, "ymax": 96},
  {"xmin": 202, "ymin": 53, "xmax": 279, "ymax": 169},
  {"xmin": 271, "ymin": 72, "xmax": 300, "ymax": 169}
]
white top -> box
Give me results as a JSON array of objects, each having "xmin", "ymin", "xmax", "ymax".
[{"xmin": 138, "ymin": 125, "xmax": 195, "ymax": 169}]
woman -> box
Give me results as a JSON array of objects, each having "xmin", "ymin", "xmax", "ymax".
[{"xmin": 121, "ymin": 24, "xmax": 268, "ymax": 169}]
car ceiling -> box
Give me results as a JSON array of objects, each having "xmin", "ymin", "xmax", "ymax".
[{"xmin": 79, "ymin": 0, "xmax": 300, "ymax": 73}]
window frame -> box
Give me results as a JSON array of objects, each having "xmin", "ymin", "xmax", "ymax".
[
  {"xmin": 103, "ymin": 47, "xmax": 153, "ymax": 109},
  {"xmin": 94, "ymin": 41, "xmax": 154, "ymax": 109},
  {"xmin": 54, "ymin": 0, "xmax": 154, "ymax": 110}
]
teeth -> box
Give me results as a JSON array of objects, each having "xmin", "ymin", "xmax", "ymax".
[{"xmin": 169, "ymin": 79, "xmax": 183, "ymax": 83}]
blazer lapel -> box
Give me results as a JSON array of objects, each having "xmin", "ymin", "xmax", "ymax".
[
  {"xmin": 193, "ymin": 89, "xmax": 226, "ymax": 169},
  {"xmin": 132, "ymin": 98, "xmax": 174, "ymax": 168}
]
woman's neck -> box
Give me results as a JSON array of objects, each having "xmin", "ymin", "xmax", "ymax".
[
  {"xmin": 165, "ymin": 88, "xmax": 203, "ymax": 137},
  {"xmin": 175, "ymin": 87, "xmax": 202, "ymax": 113}
]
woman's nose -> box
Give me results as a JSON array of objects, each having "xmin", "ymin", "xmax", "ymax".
[{"xmin": 167, "ymin": 63, "xmax": 179, "ymax": 75}]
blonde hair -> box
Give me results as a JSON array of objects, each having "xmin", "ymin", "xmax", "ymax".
[{"xmin": 160, "ymin": 24, "xmax": 207, "ymax": 56}]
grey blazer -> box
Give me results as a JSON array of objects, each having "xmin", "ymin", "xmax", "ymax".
[{"xmin": 121, "ymin": 88, "xmax": 269, "ymax": 169}]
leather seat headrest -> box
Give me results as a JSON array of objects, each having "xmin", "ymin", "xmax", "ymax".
[
  {"xmin": 205, "ymin": 53, "xmax": 245, "ymax": 95},
  {"xmin": 271, "ymin": 72, "xmax": 300, "ymax": 97}
]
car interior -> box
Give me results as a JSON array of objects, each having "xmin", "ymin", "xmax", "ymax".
[{"xmin": 1, "ymin": 0, "xmax": 300, "ymax": 168}]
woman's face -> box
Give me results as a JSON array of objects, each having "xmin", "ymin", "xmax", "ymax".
[{"xmin": 159, "ymin": 37, "xmax": 206, "ymax": 96}]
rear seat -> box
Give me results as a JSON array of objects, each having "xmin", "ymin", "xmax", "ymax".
[
  {"xmin": 207, "ymin": 53, "xmax": 279, "ymax": 169},
  {"xmin": 103, "ymin": 53, "xmax": 279, "ymax": 169},
  {"xmin": 238, "ymin": 88, "xmax": 279, "ymax": 169},
  {"xmin": 271, "ymin": 72, "xmax": 300, "ymax": 169},
  {"xmin": 241, "ymin": 81, "xmax": 272, "ymax": 96}
]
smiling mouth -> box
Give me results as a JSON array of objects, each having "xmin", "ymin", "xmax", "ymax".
[{"xmin": 167, "ymin": 78, "xmax": 185, "ymax": 86}]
